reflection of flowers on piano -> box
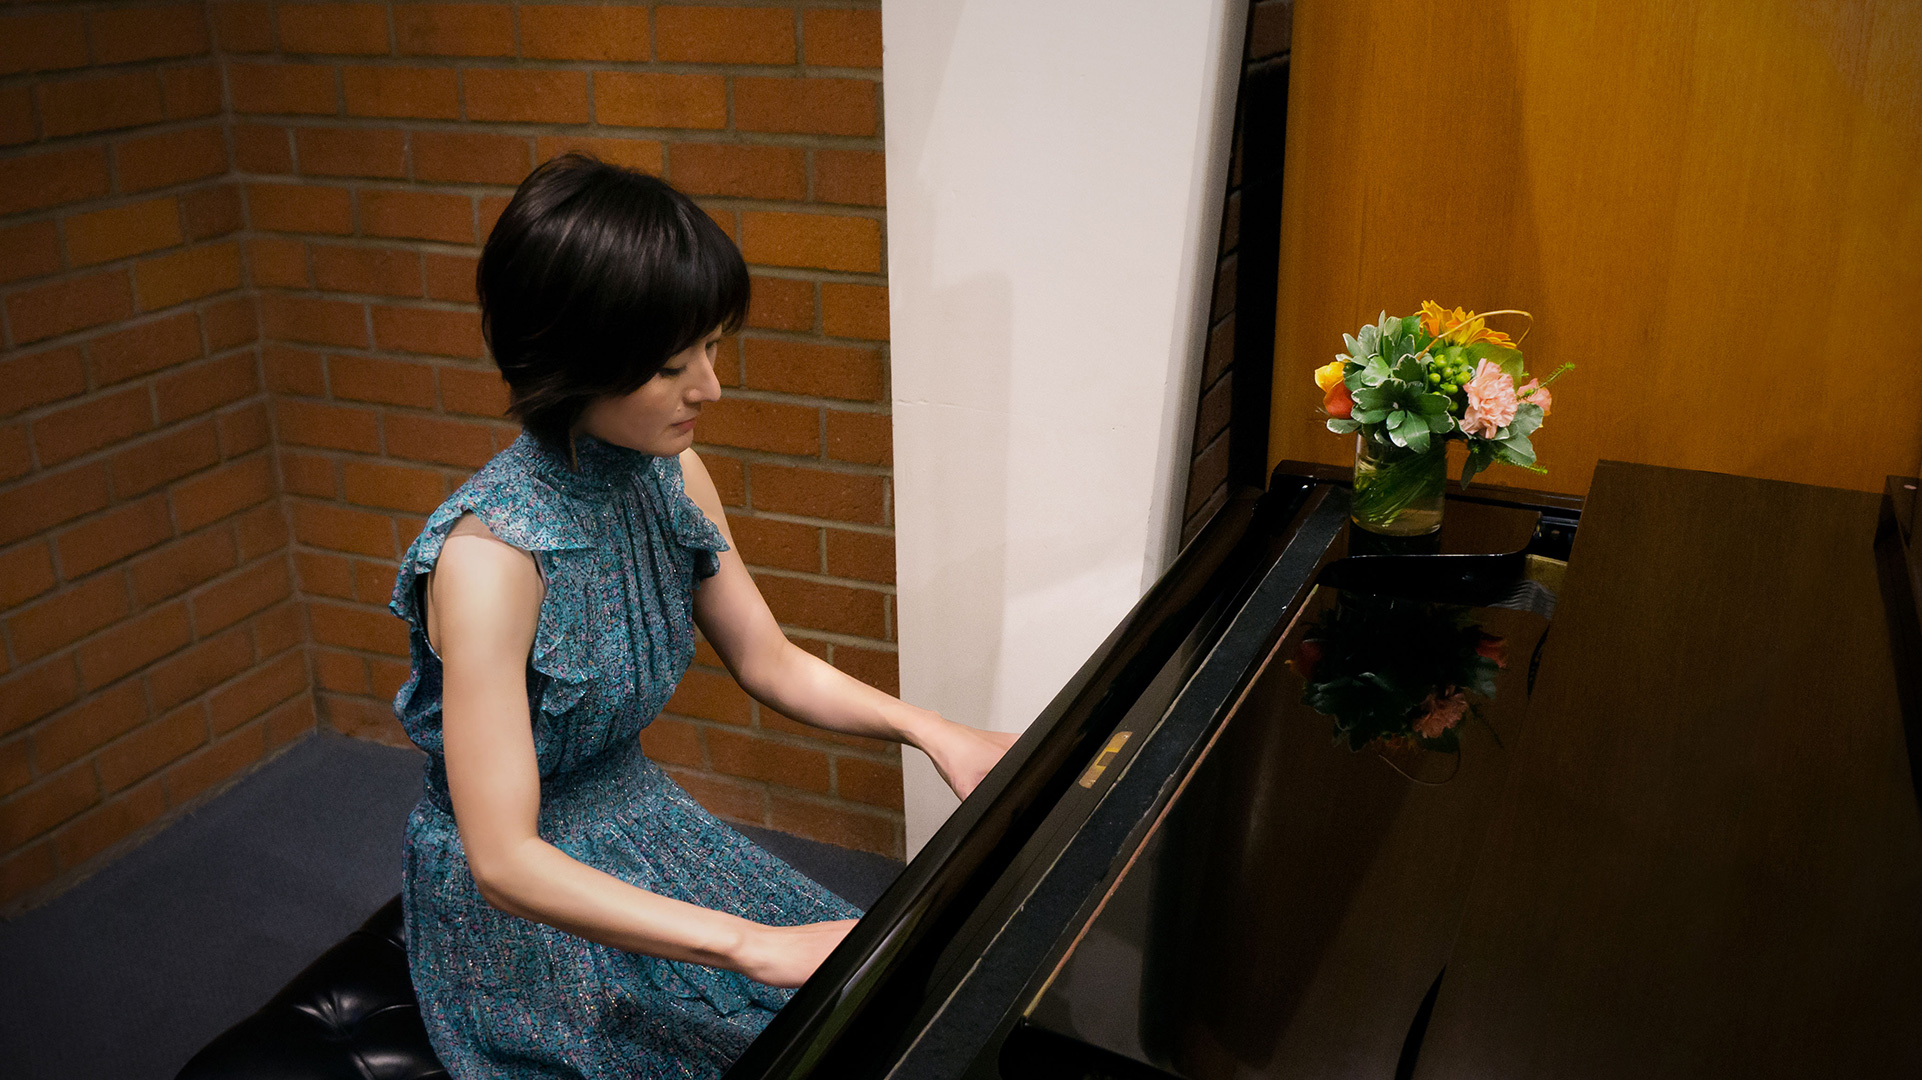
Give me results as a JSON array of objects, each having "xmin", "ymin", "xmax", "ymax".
[
  {"xmin": 1290, "ymin": 596, "xmax": 1503, "ymax": 753},
  {"xmin": 1474, "ymin": 633, "xmax": 1506, "ymax": 666},
  {"xmin": 1414, "ymin": 690, "xmax": 1469, "ymax": 739}
]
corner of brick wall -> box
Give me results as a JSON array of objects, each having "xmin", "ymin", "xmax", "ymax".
[
  {"xmin": 227, "ymin": 1, "xmax": 904, "ymax": 858},
  {"xmin": 1, "ymin": 1, "xmax": 313, "ymax": 914}
]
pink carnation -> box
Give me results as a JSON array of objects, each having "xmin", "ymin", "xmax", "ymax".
[
  {"xmin": 1517, "ymin": 378, "xmax": 1552, "ymax": 416},
  {"xmin": 1414, "ymin": 690, "xmax": 1469, "ymax": 739},
  {"xmin": 1460, "ymin": 360, "xmax": 1519, "ymax": 438}
]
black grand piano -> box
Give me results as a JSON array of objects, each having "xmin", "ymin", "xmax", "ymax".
[
  {"xmin": 724, "ymin": 459, "xmax": 1922, "ymax": 1080},
  {"xmin": 182, "ymin": 459, "xmax": 1922, "ymax": 1080}
]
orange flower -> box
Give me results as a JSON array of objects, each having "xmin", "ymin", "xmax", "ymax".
[
  {"xmin": 1324, "ymin": 381, "xmax": 1354, "ymax": 419},
  {"xmin": 1417, "ymin": 300, "xmax": 1456, "ymax": 338},
  {"xmin": 1314, "ymin": 360, "xmax": 1345, "ymax": 392},
  {"xmin": 1418, "ymin": 300, "xmax": 1514, "ymax": 349}
]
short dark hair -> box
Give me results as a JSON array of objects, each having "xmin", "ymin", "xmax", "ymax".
[{"xmin": 477, "ymin": 154, "xmax": 749, "ymax": 445}]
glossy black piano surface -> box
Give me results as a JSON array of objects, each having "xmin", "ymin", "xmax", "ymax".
[{"xmin": 726, "ymin": 461, "xmax": 1922, "ymax": 1080}]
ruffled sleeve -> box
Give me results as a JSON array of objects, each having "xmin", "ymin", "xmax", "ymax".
[
  {"xmin": 653, "ymin": 455, "xmax": 729, "ymax": 581},
  {"xmin": 388, "ymin": 465, "xmax": 603, "ymax": 734}
]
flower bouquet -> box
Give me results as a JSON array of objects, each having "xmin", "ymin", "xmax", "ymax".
[
  {"xmin": 1290, "ymin": 595, "xmax": 1505, "ymax": 755},
  {"xmin": 1315, "ymin": 302, "xmax": 1571, "ymax": 534}
]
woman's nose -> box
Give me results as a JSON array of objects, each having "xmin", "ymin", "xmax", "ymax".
[{"xmin": 690, "ymin": 352, "xmax": 723, "ymax": 402}]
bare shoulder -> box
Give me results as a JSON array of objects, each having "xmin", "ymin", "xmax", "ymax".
[
  {"xmin": 678, "ymin": 449, "xmax": 734, "ymax": 544},
  {"xmin": 427, "ymin": 514, "xmax": 544, "ymax": 654},
  {"xmin": 439, "ymin": 514, "xmax": 538, "ymax": 580}
]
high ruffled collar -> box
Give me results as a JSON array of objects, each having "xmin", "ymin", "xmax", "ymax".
[{"xmin": 522, "ymin": 432, "xmax": 654, "ymax": 498}]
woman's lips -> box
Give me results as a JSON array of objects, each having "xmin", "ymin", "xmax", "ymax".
[{"xmin": 671, "ymin": 416, "xmax": 698, "ymax": 431}]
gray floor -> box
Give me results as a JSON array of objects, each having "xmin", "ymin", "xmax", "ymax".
[{"xmin": 0, "ymin": 732, "xmax": 902, "ymax": 1080}]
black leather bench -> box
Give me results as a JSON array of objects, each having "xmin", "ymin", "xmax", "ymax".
[{"xmin": 176, "ymin": 895, "xmax": 448, "ymax": 1080}]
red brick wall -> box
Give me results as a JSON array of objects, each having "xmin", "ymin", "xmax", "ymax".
[
  {"xmin": 1, "ymin": 1, "xmax": 312, "ymax": 912},
  {"xmin": 221, "ymin": 2, "xmax": 904, "ymax": 856},
  {"xmin": 1, "ymin": 1, "xmax": 899, "ymax": 912}
]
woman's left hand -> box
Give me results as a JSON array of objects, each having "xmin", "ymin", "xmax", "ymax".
[{"xmin": 919, "ymin": 720, "xmax": 1020, "ymax": 801}]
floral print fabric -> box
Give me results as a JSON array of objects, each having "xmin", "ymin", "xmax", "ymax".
[{"xmin": 389, "ymin": 433, "xmax": 858, "ymax": 1079}]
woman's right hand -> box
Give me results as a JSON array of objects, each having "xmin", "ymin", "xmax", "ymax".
[{"xmin": 732, "ymin": 919, "xmax": 858, "ymax": 988}]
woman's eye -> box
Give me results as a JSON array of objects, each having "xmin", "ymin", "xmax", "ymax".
[{"xmin": 659, "ymin": 366, "xmax": 686, "ymax": 378}]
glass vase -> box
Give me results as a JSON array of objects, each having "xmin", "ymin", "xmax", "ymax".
[{"xmin": 1351, "ymin": 434, "xmax": 1446, "ymax": 536}]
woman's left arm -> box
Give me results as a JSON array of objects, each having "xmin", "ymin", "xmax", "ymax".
[{"xmin": 681, "ymin": 450, "xmax": 1016, "ymax": 800}]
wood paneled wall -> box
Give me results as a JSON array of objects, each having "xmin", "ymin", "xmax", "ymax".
[{"xmin": 1269, "ymin": 0, "xmax": 1922, "ymax": 494}]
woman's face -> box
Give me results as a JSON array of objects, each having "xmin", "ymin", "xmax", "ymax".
[{"xmin": 576, "ymin": 328, "xmax": 724, "ymax": 457}]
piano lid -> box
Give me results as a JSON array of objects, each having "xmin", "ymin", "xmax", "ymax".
[{"xmin": 1009, "ymin": 462, "xmax": 1922, "ymax": 1080}]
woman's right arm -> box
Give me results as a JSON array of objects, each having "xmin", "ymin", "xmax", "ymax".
[{"xmin": 429, "ymin": 515, "xmax": 853, "ymax": 987}]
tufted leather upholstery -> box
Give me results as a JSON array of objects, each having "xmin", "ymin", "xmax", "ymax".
[{"xmin": 176, "ymin": 894, "xmax": 449, "ymax": 1080}]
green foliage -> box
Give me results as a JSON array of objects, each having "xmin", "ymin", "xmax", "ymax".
[
  {"xmin": 1326, "ymin": 309, "xmax": 1566, "ymax": 487},
  {"xmin": 1464, "ymin": 340, "xmax": 1525, "ymax": 379},
  {"xmin": 1337, "ymin": 312, "xmax": 1461, "ymax": 452}
]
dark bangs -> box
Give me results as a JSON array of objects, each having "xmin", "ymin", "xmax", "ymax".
[{"xmin": 477, "ymin": 154, "xmax": 749, "ymax": 446}]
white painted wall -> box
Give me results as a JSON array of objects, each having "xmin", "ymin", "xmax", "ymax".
[{"xmin": 884, "ymin": 0, "xmax": 1248, "ymax": 854}]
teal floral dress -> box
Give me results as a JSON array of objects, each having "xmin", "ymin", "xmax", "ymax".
[{"xmin": 390, "ymin": 433, "xmax": 859, "ymax": 1079}]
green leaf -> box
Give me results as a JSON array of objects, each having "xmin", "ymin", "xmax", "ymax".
[
  {"xmin": 1402, "ymin": 423, "xmax": 1431, "ymax": 454},
  {"xmin": 1401, "ymin": 314, "xmax": 1423, "ymax": 339},
  {"xmin": 1352, "ymin": 385, "xmax": 1390, "ymax": 410},
  {"xmin": 1357, "ymin": 325, "xmax": 1379, "ymax": 357},
  {"xmin": 1507, "ymin": 402, "xmax": 1543, "ymax": 439},
  {"xmin": 1461, "ymin": 442, "xmax": 1497, "ymax": 487},
  {"xmin": 1392, "ymin": 354, "xmax": 1425, "ymax": 384},
  {"xmin": 1359, "ymin": 356, "xmax": 1394, "ymax": 386},
  {"xmin": 1413, "ymin": 392, "xmax": 1450, "ymax": 416},
  {"xmin": 1343, "ymin": 333, "xmax": 1362, "ymax": 357},
  {"xmin": 1326, "ymin": 418, "xmax": 1361, "ymax": 434},
  {"xmin": 1426, "ymin": 410, "xmax": 1457, "ymax": 434},
  {"xmin": 1495, "ymin": 430, "xmax": 1536, "ymax": 467},
  {"xmin": 1465, "ymin": 341, "xmax": 1525, "ymax": 379},
  {"xmin": 1352, "ymin": 407, "xmax": 1388, "ymax": 424}
]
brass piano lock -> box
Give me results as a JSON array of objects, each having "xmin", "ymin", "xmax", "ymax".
[{"xmin": 1078, "ymin": 731, "xmax": 1133, "ymax": 789}]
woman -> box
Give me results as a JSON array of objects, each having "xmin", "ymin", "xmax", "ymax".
[{"xmin": 390, "ymin": 155, "xmax": 1016, "ymax": 1078}]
